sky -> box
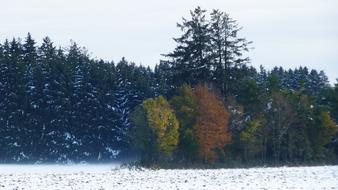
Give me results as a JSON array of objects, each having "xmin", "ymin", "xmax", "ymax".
[{"xmin": 1, "ymin": 0, "xmax": 337, "ymax": 84}]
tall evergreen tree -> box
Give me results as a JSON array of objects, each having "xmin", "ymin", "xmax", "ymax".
[
  {"xmin": 166, "ymin": 7, "xmax": 212, "ymax": 85},
  {"xmin": 154, "ymin": 61, "xmax": 173, "ymax": 97},
  {"xmin": 210, "ymin": 9, "xmax": 251, "ymax": 95},
  {"xmin": 114, "ymin": 58, "xmax": 138, "ymax": 149}
]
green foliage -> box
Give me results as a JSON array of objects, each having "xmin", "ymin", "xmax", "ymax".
[
  {"xmin": 130, "ymin": 105, "xmax": 158, "ymax": 164},
  {"xmin": 267, "ymin": 75, "xmax": 281, "ymax": 93},
  {"xmin": 170, "ymin": 85, "xmax": 198, "ymax": 129},
  {"xmin": 170, "ymin": 84, "xmax": 199, "ymax": 161},
  {"xmin": 326, "ymin": 80, "xmax": 338, "ymax": 122},
  {"xmin": 232, "ymin": 89, "xmax": 338, "ymax": 164},
  {"xmin": 180, "ymin": 129, "xmax": 199, "ymax": 161},
  {"xmin": 239, "ymin": 119, "xmax": 264, "ymax": 161},
  {"xmin": 311, "ymin": 111, "xmax": 337, "ymax": 159},
  {"xmin": 236, "ymin": 79, "xmax": 263, "ymax": 114},
  {"xmin": 240, "ymin": 120, "xmax": 262, "ymax": 143}
]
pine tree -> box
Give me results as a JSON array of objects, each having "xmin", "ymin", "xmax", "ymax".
[
  {"xmin": 23, "ymin": 33, "xmax": 37, "ymax": 65},
  {"xmin": 94, "ymin": 61, "xmax": 121, "ymax": 160},
  {"xmin": 36, "ymin": 37, "xmax": 60, "ymax": 160},
  {"xmin": 74, "ymin": 61, "xmax": 101, "ymax": 159},
  {"xmin": 0, "ymin": 41, "xmax": 9, "ymax": 161},
  {"xmin": 7, "ymin": 39, "xmax": 25, "ymax": 161},
  {"xmin": 154, "ymin": 61, "xmax": 173, "ymax": 97},
  {"xmin": 166, "ymin": 7, "xmax": 212, "ymax": 85},
  {"xmin": 210, "ymin": 9, "xmax": 251, "ymax": 96},
  {"xmin": 23, "ymin": 62, "xmax": 42, "ymax": 160},
  {"xmin": 22, "ymin": 33, "xmax": 46, "ymax": 160},
  {"xmin": 114, "ymin": 58, "xmax": 147, "ymax": 150}
]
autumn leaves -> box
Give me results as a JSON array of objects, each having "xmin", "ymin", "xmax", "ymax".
[
  {"xmin": 194, "ymin": 84, "xmax": 231, "ymax": 163},
  {"xmin": 131, "ymin": 84, "xmax": 231, "ymax": 164}
]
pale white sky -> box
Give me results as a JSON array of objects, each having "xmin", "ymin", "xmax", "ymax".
[{"xmin": 1, "ymin": 0, "xmax": 337, "ymax": 83}]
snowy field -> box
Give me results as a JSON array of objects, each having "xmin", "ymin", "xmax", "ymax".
[{"xmin": 0, "ymin": 165, "xmax": 337, "ymax": 190}]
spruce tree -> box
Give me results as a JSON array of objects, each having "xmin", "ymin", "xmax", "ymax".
[
  {"xmin": 114, "ymin": 58, "xmax": 139, "ymax": 149},
  {"xmin": 166, "ymin": 7, "xmax": 212, "ymax": 85},
  {"xmin": 210, "ymin": 9, "xmax": 251, "ymax": 95},
  {"xmin": 154, "ymin": 61, "xmax": 173, "ymax": 97}
]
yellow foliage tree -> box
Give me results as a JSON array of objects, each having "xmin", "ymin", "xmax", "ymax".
[
  {"xmin": 193, "ymin": 84, "xmax": 231, "ymax": 163},
  {"xmin": 143, "ymin": 96, "xmax": 180, "ymax": 157}
]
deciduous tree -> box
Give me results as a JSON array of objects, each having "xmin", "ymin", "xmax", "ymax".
[{"xmin": 193, "ymin": 84, "xmax": 231, "ymax": 163}]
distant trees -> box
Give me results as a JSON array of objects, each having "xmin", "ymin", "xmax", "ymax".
[
  {"xmin": 0, "ymin": 34, "xmax": 155, "ymax": 163},
  {"xmin": 323, "ymin": 79, "xmax": 338, "ymax": 123},
  {"xmin": 232, "ymin": 85, "xmax": 337, "ymax": 164},
  {"xmin": 0, "ymin": 7, "xmax": 337, "ymax": 166}
]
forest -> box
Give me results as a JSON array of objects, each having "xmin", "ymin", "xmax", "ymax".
[{"xmin": 0, "ymin": 7, "xmax": 337, "ymax": 166}]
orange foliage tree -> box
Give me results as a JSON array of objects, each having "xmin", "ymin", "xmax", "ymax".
[{"xmin": 193, "ymin": 84, "xmax": 231, "ymax": 163}]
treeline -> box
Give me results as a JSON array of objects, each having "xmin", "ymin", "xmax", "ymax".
[
  {"xmin": 0, "ymin": 7, "xmax": 337, "ymax": 165},
  {"xmin": 0, "ymin": 34, "xmax": 157, "ymax": 163},
  {"xmin": 130, "ymin": 7, "xmax": 338, "ymax": 166}
]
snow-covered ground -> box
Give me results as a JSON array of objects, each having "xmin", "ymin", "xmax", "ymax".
[{"xmin": 0, "ymin": 165, "xmax": 337, "ymax": 190}]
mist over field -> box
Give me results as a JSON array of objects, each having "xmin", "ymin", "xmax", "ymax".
[{"xmin": 0, "ymin": 165, "xmax": 338, "ymax": 189}]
